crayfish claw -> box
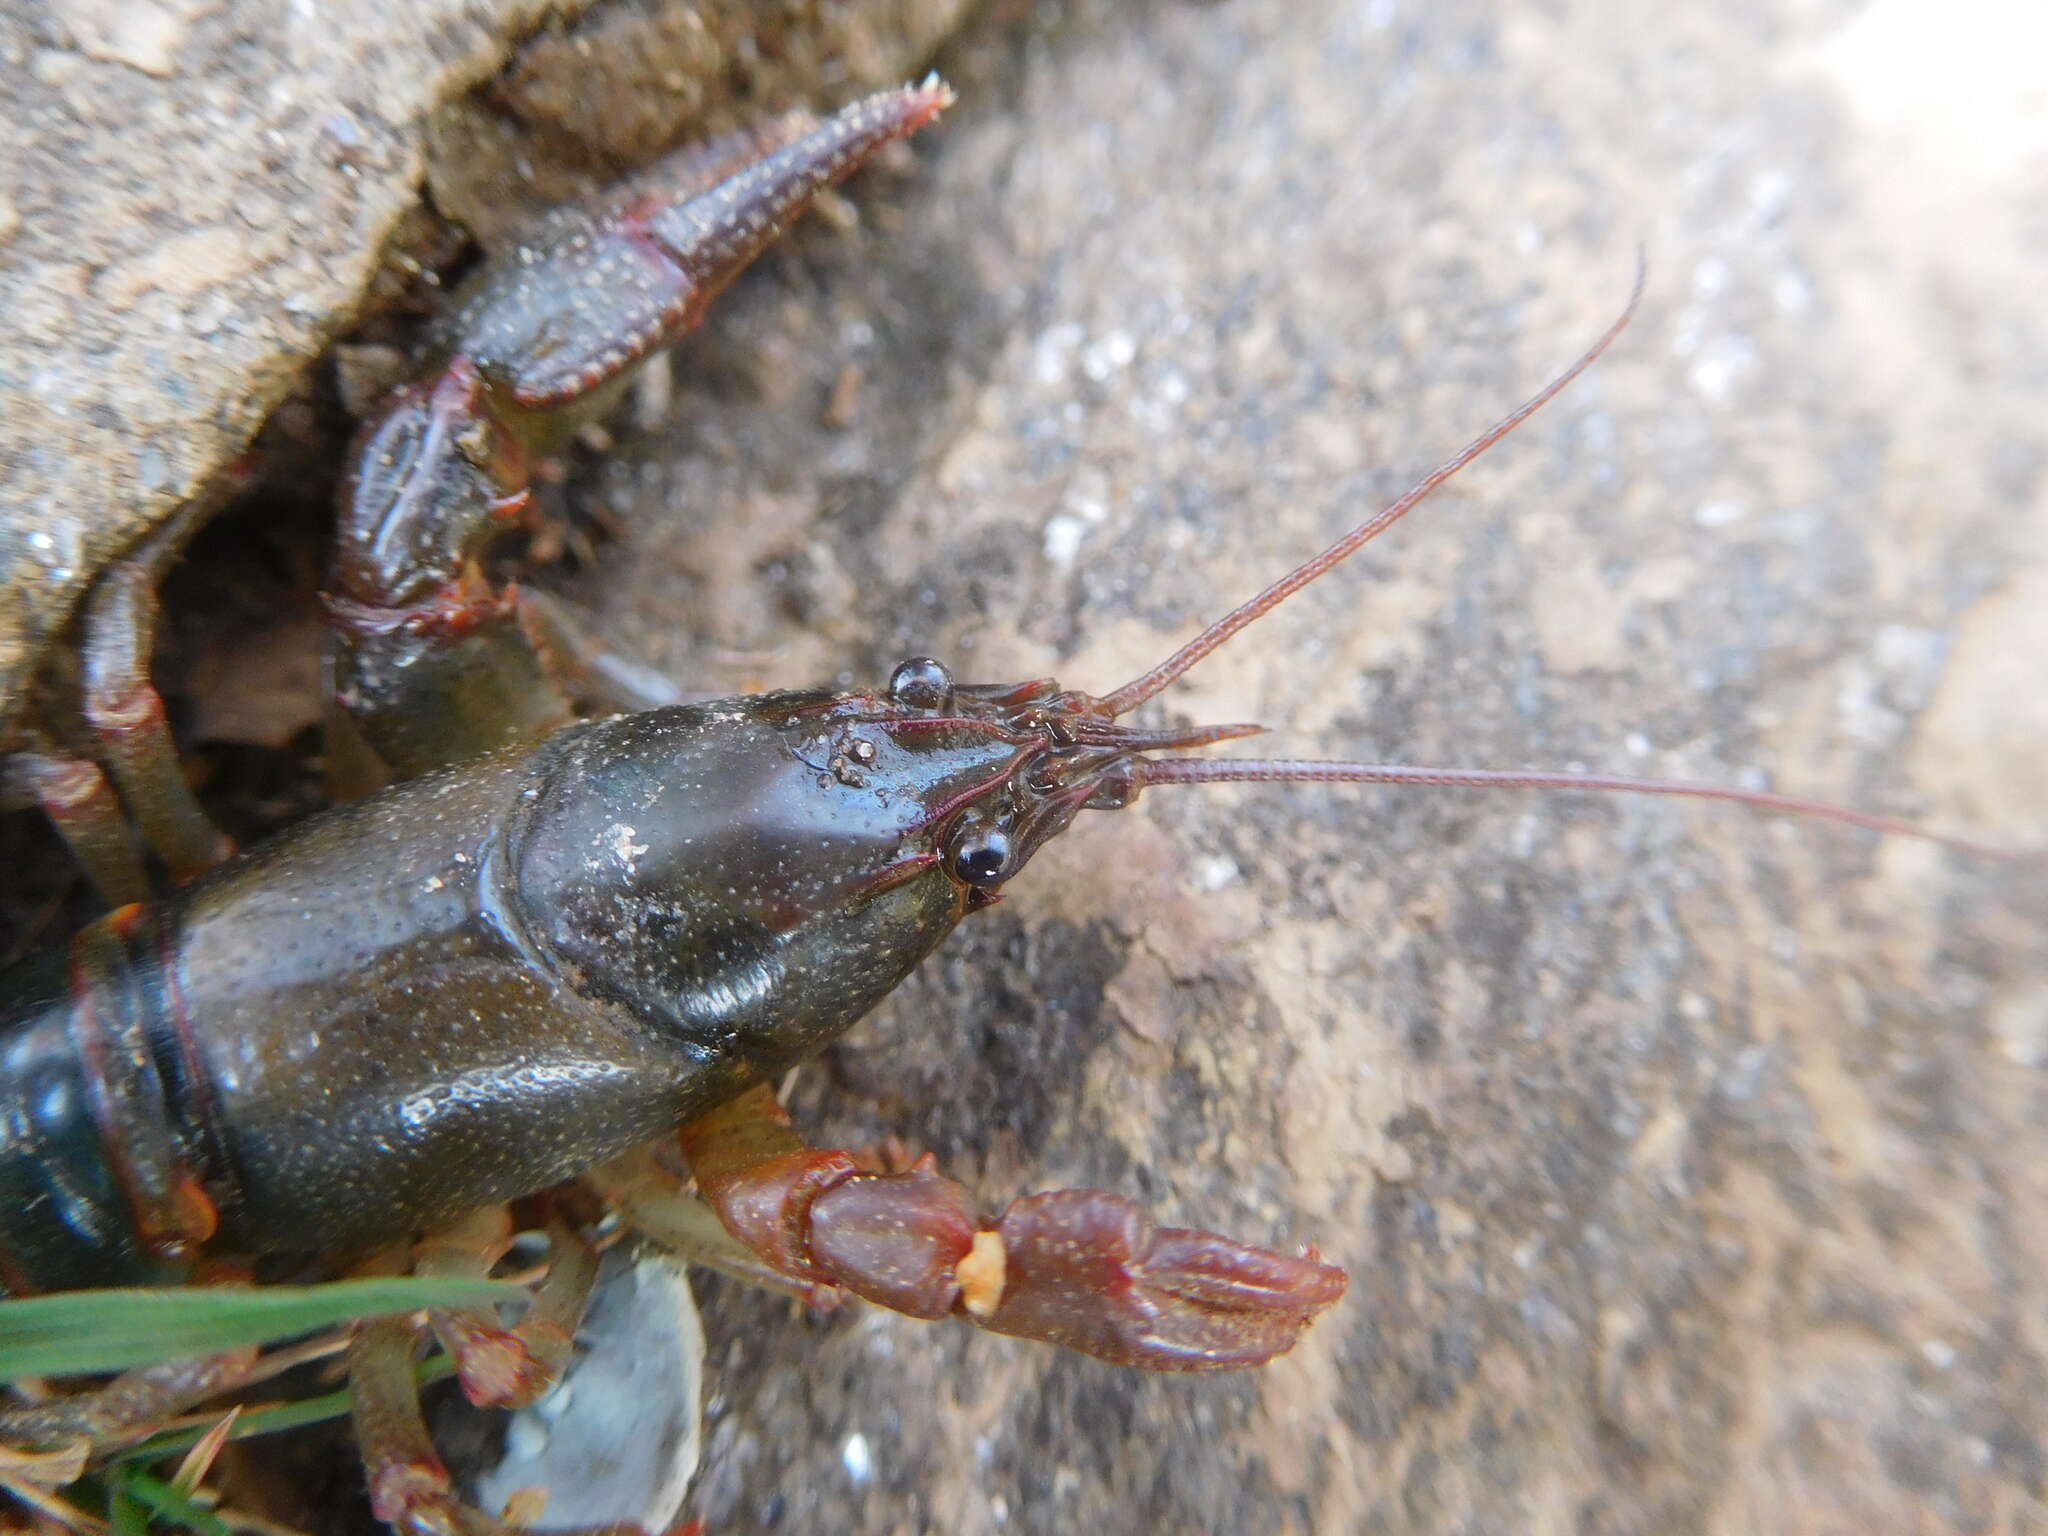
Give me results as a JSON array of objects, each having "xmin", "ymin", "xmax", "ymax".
[
  {"xmin": 974, "ymin": 1189, "xmax": 1347, "ymax": 1371},
  {"xmin": 676, "ymin": 1088, "xmax": 1344, "ymax": 1369}
]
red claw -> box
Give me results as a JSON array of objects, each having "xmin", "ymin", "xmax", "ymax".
[
  {"xmin": 975, "ymin": 1189, "xmax": 1348, "ymax": 1371},
  {"xmin": 682, "ymin": 1087, "xmax": 1345, "ymax": 1371}
]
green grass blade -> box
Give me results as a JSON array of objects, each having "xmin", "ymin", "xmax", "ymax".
[
  {"xmin": 0, "ymin": 1279, "xmax": 520, "ymax": 1380},
  {"xmin": 107, "ymin": 1473, "xmax": 152, "ymax": 1536},
  {"xmin": 118, "ymin": 1468, "xmax": 233, "ymax": 1536}
]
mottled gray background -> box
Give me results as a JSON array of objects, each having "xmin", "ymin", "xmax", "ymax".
[{"xmin": 8, "ymin": 0, "xmax": 2048, "ymax": 1532}]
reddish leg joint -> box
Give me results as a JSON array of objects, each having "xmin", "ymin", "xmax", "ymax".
[
  {"xmin": 415, "ymin": 1208, "xmax": 600, "ymax": 1409},
  {"xmin": 80, "ymin": 567, "xmax": 233, "ymax": 881},
  {"xmin": 11, "ymin": 751, "xmax": 148, "ymax": 907},
  {"xmin": 350, "ymin": 1307, "xmax": 639, "ymax": 1536}
]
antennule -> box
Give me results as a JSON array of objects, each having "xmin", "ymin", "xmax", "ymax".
[{"xmin": 1095, "ymin": 250, "xmax": 1648, "ymax": 719}]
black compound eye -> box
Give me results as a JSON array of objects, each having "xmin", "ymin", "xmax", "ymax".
[
  {"xmin": 888, "ymin": 656, "xmax": 953, "ymax": 711},
  {"xmin": 950, "ymin": 823, "xmax": 1014, "ymax": 887}
]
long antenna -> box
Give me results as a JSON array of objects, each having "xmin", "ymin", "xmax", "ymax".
[
  {"xmin": 1130, "ymin": 758, "xmax": 2023, "ymax": 862},
  {"xmin": 1058, "ymin": 255, "xmax": 2028, "ymax": 865}
]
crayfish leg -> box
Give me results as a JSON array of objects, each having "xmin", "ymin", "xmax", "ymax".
[
  {"xmin": 8, "ymin": 477, "xmax": 237, "ymax": 904},
  {"xmin": 13, "ymin": 491, "xmax": 239, "ymax": 900},
  {"xmin": 78, "ymin": 562, "xmax": 234, "ymax": 882},
  {"xmin": 348, "ymin": 1296, "xmax": 643, "ymax": 1536},
  {"xmin": 673, "ymin": 1084, "xmax": 1348, "ymax": 1371},
  {"xmin": 0, "ymin": 1345, "xmax": 259, "ymax": 1451},
  {"xmin": 415, "ymin": 1208, "xmax": 601, "ymax": 1410},
  {"xmin": 4, "ymin": 746, "xmax": 148, "ymax": 908}
]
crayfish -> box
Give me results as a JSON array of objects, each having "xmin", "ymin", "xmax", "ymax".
[{"xmin": 0, "ymin": 78, "xmax": 2012, "ymax": 1535}]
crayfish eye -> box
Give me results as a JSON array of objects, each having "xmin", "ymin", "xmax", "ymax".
[
  {"xmin": 949, "ymin": 822, "xmax": 1015, "ymax": 887},
  {"xmin": 888, "ymin": 656, "xmax": 954, "ymax": 711}
]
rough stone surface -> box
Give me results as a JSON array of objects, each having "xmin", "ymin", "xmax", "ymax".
[
  {"xmin": 0, "ymin": 0, "xmax": 566, "ymax": 730},
  {"xmin": 551, "ymin": 2, "xmax": 2044, "ymax": 1532}
]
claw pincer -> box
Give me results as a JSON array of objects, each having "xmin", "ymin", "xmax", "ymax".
[
  {"xmin": 330, "ymin": 82, "xmax": 955, "ymax": 779},
  {"xmin": 684, "ymin": 1086, "xmax": 1347, "ymax": 1371}
]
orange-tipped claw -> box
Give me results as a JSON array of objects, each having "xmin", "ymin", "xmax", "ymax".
[{"xmin": 973, "ymin": 1190, "xmax": 1347, "ymax": 1371}]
